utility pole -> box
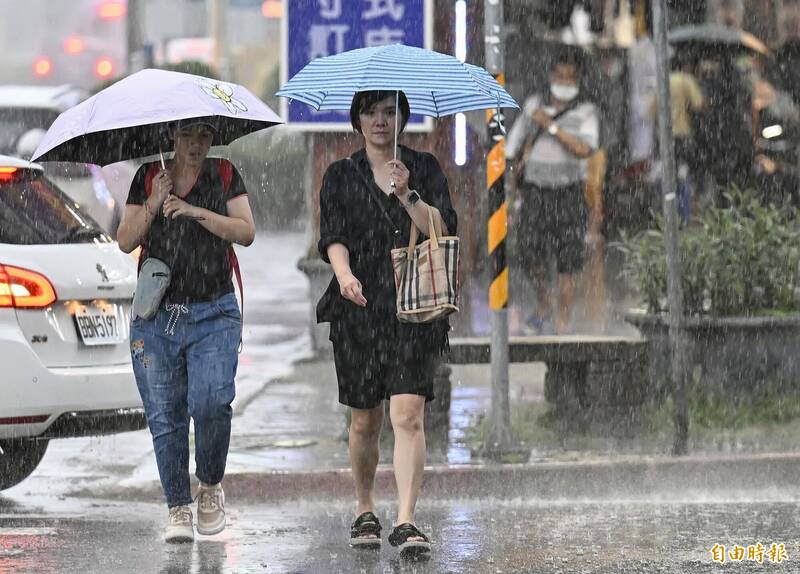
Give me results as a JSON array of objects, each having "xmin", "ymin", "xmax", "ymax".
[
  {"xmin": 126, "ymin": 0, "xmax": 144, "ymax": 74},
  {"xmin": 651, "ymin": 0, "xmax": 689, "ymax": 455},
  {"xmin": 483, "ymin": 0, "xmax": 521, "ymax": 460},
  {"xmin": 209, "ymin": 0, "xmax": 230, "ymax": 78}
]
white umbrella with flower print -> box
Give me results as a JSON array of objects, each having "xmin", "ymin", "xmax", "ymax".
[{"xmin": 32, "ymin": 68, "xmax": 282, "ymax": 166}]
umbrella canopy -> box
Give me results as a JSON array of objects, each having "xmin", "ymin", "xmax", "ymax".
[
  {"xmin": 32, "ymin": 68, "xmax": 283, "ymax": 166},
  {"xmin": 669, "ymin": 24, "xmax": 769, "ymax": 56},
  {"xmin": 276, "ymin": 44, "xmax": 519, "ymax": 116}
]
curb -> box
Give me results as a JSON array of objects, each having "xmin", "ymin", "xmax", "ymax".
[{"xmin": 98, "ymin": 451, "xmax": 800, "ymax": 503}]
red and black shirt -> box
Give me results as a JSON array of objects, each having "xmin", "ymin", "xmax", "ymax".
[{"xmin": 127, "ymin": 158, "xmax": 247, "ymax": 304}]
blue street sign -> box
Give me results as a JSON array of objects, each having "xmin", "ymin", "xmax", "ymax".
[{"xmin": 282, "ymin": 0, "xmax": 432, "ymax": 130}]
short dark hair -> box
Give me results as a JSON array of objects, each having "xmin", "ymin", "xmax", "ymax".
[
  {"xmin": 350, "ymin": 91, "xmax": 410, "ymax": 134},
  {"xmin": 550, "ymin": 48, "xmax": 583, "ymax": 74}
]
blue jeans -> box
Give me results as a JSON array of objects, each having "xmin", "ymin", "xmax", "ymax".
[{"xmin": 130, "ymin": 292, "xmax": 240, "ymax": 507}]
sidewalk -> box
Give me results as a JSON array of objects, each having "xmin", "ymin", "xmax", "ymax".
[{"xmin": 213, "ymin": 231, "xmax": 800, "ymax": 503}]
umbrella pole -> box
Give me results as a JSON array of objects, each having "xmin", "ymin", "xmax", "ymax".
[
  {"xmin": 159, "ymin": 150, "xmax": 166, "ymax": 170},
  {"xmin": 394, "ymin": 90, "xmax": 399, "ymax": 161},
  {"xmin": 390, "ymin": 90, "xmax": 399, "ymax": 191}
]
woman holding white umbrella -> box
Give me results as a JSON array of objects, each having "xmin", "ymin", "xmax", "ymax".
[{"xmin": 32, "ymin": 69, "xmax": 282, "ymax": 543}]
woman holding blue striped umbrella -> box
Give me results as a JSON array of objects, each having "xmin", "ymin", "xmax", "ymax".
[
  {"xmin": 316, "ymin": 90, "xmax": 457, "ymax": 557},
  {"xmin": 278, "ymin": 43, "xmax": 518, "ymax": 557}
]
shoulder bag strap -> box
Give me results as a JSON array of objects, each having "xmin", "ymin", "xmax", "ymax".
[
  {"xmin": 139, "ymin": 163, "xmax": 182, "ymax": 272},
  {"xmin": 523, "ymin": 98, "xmax": 582, "ymax": 156},
  {"xmin": 347, "ymin": 157, "xmax": 402, "ymax": 243}
]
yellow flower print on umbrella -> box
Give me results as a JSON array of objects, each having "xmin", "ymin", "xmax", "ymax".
[{"xmin": 200, "ymin": 81, "xmax": 248, "ymax": 114}]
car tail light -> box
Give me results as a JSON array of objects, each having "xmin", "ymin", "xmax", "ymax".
[
  {"xmin": 33, "ymin": 57, "xmax": 52, "ymax": 77},
  {"xmin": 0, "ymin": 415, "xmax": 49, "ymax": 425},
  {"xmin": 0, "ymin": 265, "xmax": 57, "ymax": 309}
]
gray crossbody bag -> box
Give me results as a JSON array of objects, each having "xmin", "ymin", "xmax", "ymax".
[
  {"xmin": 132, "ymin": 207, "xmax": 184, "ymax": 321},
  {"xmin": 132, "ymin": 256, "xmax": 171, "ymax": 320}
]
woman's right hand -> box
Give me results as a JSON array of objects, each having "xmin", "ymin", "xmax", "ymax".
[
  {"xmin": 150, "ymin": 170, "xmax": 173, "ymax": 207},
  {"xmin": 337, "ymin": 272, "xmax": 367, "ymax": 307}
]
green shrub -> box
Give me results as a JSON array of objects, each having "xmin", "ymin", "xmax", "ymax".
[{"xmin": 615, "ymin": 188, "xmax": 800, "ymax": 316}]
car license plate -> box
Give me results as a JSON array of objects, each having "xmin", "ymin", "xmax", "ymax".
[{"xmin": 74, "ymin": 303, "xmax": 123, "ymax": 346}]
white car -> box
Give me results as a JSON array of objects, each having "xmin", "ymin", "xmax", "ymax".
[
  {"xmin": 0, "ymin": 85, "xmax": 121, "ymax": 234},
  {"xmin": 0, "ymin": 155, "xmax": 144, "ymax": 491}
]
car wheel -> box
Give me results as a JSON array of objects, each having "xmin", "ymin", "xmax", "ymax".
[{"xmin": 0, "ymin": 438, "xmax": 49, "ymax": 491}]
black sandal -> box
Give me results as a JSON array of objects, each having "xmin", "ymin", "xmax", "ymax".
[
  {"xmin": 388, "ymin": 523, "xmax": 431, "ymax": 556},
  {"xmin": 349, "ymin": 512, "xmax": 382, "ymax": 548}
]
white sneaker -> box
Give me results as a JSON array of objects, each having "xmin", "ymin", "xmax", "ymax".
[
  {"xmin": 196, "ymin": 482, "xmax": 226, "ymax": 535},
  {"xmin": 165, "ymin": 505, "xmax": 194, "ymax": 543}
]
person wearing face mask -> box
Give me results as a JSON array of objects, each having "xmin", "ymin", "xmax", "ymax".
[{"xmin": 506, "ymin": 49, "xmax": 600, "ymax": 334}]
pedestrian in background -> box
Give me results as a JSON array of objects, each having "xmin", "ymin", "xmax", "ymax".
[
  {"xmin": 316, "ymin": 90, "xmax": 457, "ymax": 557},
  {"xmin": 116, "ymin": 119, "xmax": 255, "ymax": 543},
  {"xmin": 506, "ymin": 50, "xmax": 600, "ymax": 334},
  {"xmin": 651, "ymin": 57, "xmax": 704, "ymax": 222}
]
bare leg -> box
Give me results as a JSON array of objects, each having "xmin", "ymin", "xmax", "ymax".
[
  {"xmin": 389, "ymin": 394, "xmax": 426, "ymax": 538},
  {"xmin": 349, "ymin": 405, "xmax": 384, "ymax": 519},
  {"xmin": 531, "ymin": 265, "xmax": 551, "ymax": 322},
  {"xmin": 556, "ymin": 272, "xmax": 577, "ymax": 333}
]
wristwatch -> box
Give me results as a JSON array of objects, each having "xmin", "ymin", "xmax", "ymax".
[
  {"xmin": 404, "ymin": 189, "xmax": 421, "ymax": 208},
  {"xmin": 548, "ymin": 123, "xmax": 559, "ymax": 136}
]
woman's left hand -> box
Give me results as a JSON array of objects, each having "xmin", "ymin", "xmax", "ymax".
[
  {"xmin": 163, "ymin": 195, "xmax": 201, "ymax": 220},
  {"xmin": 386, "ymin": 159, "xmax": 410, "ymax": 196}
]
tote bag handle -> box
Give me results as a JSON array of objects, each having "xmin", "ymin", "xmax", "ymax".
[{"xmin": 406, "ymin": 205, "xmax": 445, "ymax": 259}]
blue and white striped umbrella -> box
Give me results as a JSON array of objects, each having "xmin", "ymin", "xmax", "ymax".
[{"xmin": 276, "ymin": 44, "xmax": 519, "ymax": 117}]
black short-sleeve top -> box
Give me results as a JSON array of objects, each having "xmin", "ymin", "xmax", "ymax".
[
  {"xmin": 316, "ymin": 145, "xmax": 457, "ymax": 348},
  {"xmin": 127, "ymin": 158, "xmax": 247, "ymax": 304}
]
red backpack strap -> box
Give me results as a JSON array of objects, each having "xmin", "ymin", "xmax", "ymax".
[
  {"xmin": 217, "ymin": 159, "xmax": 244, "ymax": 349},
  {"xmin": 137, "ymin": 163, "xmax": 162, "ymax": 271},
  {"xmin": 143, "ymin": 163, "xmax": 160, "ymax": 198},
  {"xmin": 216, "ymin": 158, "xmax": 234, "ymax": 193}
]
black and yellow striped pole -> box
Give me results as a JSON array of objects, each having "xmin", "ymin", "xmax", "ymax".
[
  {"xmin": 487, "ymin": 91, "xmax": 508, "ymax": 314},
  {"xmin": 483, "ymin": 0, "xmax": 513, "ymax": 455}
]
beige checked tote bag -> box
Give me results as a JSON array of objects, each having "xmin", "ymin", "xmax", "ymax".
[{"xmin": 391, "ymin": 206, "xmax": 460, "ymax": 323}]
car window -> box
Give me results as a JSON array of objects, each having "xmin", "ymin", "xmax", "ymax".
[
  {"xmin": 0, "ymin": 108, "xmax": 59, "ymax": 155},
  {"xmin": 0, "ymin": 170, "xmax": 111, "ymax": 245}
]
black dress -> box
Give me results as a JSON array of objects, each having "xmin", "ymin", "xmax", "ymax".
[{"xmin": 317, "ymin": 145, "xmax": 458, "ymax": 409}]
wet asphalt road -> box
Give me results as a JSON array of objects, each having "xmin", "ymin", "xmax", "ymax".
[
  {"xmin": 1, "ymin": 493, "xmax": 798, "ymax": 573},
  {"xmin": 2, "ymin": 232, "xmax": 798, "ymax": 572}
]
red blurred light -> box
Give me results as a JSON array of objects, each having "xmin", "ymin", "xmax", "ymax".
[
  {"xmin": 95, "ymin": 57, "xmax": 115, "ymax": 78},
  {"xmin": 261, "ymin": 0, "xmax": 283, "ymax": 18},
  {"xmin": 97, "ymin": 1, "xmax": 126, "ymax": 20},
  {"xmin": 0, "ymin": 167, "xmax": 18, "ymax": 182},
  {"xmin": 33, "ymin": 57, "xmax": 52, "ymax": 77},
  {"xmin": 64, "ymin": 36, "xmax": 85, "ymax": 55}
]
